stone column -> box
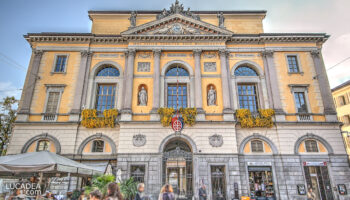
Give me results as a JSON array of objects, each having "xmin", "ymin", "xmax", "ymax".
[
  {"xmin": 69, "ymin": 51, "xmax": 92, "ymax": 121},
  {"xmin": 193, "ymin": 49, "xmax": 205, "ymax": 121},
  {"xmin": 151, "ymin": 49, "xmax": 161, "ymax": 121},
  {"xmin": 17, "ymin": 49, "xmax": 43, "ymax": 121},
  {"xmin": 121, "ymin": 49, "xmax": 136, "ymax": 121},
  {"xmin": 219, "ymin": 49, "xmax": 234, "ymax": 121},
  {"xmin": 262, "ymin": 50, "xmax": 285, "ymax": 121},
  {"xmin": 311, "ymin": 49, "xmax": 337, "ymax": 121}
]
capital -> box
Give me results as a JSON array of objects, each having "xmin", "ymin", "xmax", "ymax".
[
  {"xmin": 33, "ymin": 49, "xmax": 43, "ymax": 56},
  {"xmin": 80, "ymin": 50, "xmax": 92, "ymax": 57},
  {"xmin": 261, "ymin": 50, "xmax": 274, "ymax": 57},
  {"xmin": 310, "ymin": 49, "xmax": 321, "ymax": 57},
  {"xmin": 193, "ymin": 49, "xmax": 202, "ymax": 57},
  {"xmin": 153, "ymin": 49, "xmax": 162, "ymax": 57},
  {"xmin": 218, "ymin": 48, "xmax": 227, "ymax": 57},
  {"xmin": 127, "ymin": 49, "xmax": 136, "ymax": 57}
]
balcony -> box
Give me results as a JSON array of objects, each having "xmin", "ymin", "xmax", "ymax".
[
  {"xmin": 42, "ymin": 113, "xmax": 57, "ymax": 121},
  {"xmin": 297, "ymin": 113, "xmax": 313, "ymax": 122}
]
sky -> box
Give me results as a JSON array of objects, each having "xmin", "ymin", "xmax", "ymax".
[{"xmin": 0, "ymin": 0, "xmax": 349, "ymax": 100}]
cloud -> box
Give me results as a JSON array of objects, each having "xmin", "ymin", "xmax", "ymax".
[{"xmin": 0, "ymin": 82, "xmax": 22, "ymax": 101}]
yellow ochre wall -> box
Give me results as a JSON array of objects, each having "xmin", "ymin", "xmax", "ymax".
[{"xmin": 89, "ymin": 13, "xmax": 264, "ymax": 34}]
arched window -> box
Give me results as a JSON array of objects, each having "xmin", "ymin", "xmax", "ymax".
[
  {"xmin": 166, "ymin": 66, "xmax": 189, "ymax": 76},
  {"xmin": 92, "ymin": 140, "xmax": 105, "ymax": 153},
  {"xmin": 234, "ymin": 66, "xmax": 258, "ymax": 76},
  {"xmin": 96, "ymin": 66, "xmax": 120, "ymax": 77},
  {"xmin": 242, "ymin": 139, "xmax": 273, "ymax": 154},
  {"xmin": 165, "ymin": 66, "xmax": 189, "ymax": 108},
  {"xmin": 251, "ymin": 140, "xmax": 264, "ymax": 152}
]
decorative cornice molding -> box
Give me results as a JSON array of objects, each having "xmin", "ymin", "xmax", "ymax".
[
  {"xmin": 80, "ymin": 50, "xmax": 92, "ymax": 57},
  {"xmin": 152, "ymin": 48, "xmax": 162, "ymax": 57},
  {"xmin": 33, "ymin": 49, "xmax": 43, "ymax": 56},
  {"xmin": 310, "ymin": 49, "xmax": 321, "ymax": 57},
  {"xmin": 261, "ymin": 50, "xmax": 274, "ymax": 57},
  {"xmin": 193, "ymin": 49, "xmax": 202, "ymax": 56}
]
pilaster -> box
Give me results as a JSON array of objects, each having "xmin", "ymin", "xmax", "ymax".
[
  {"xmin": 17, "ymin": 49, "xmax": 43, "ymax": 122},
  {"xmin": 261, "ymin": 50, "xmax": 285, "ymax": 122},
  {"xmin": 193, "ymin": 49, "xmax": 205, "ymax": 121},
  {"xmin": 150, "ymin": 49, "xmax": 161, "ymax": 121},
  {"xmin": 121, "ymin": 49, "xmax": 136, "ymax": 121},
  {"xmin": 219, "ymin": 49, "xmax": 234, "ymax": 121},
  {"xmin": 311, "ymin": 49, "xmax": 337, "ymax": 121},
  {"xmin": 69, "ymin": 51, "xmax": 92, "ymax": 122}
]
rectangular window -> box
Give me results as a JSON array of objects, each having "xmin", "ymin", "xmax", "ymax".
[
  {"xmin": 54, "ymin": 55, "xmax": 67, "ymax": 72},
  {"xmin": 167, "ymin": 84, "xmax": 187, "ymax": 109},
  {"xmin": 294, "ymin": 92, "xmax": 307, "ymax": 113},
  {"xmin": 92, "ymin": 140, "xmax": 104, "ymax": 153},
  {"xmin": 45, "ymin": 92, "xmax": 60, "ymax": 113},
  {"xmin": 36, "ymin": 140, "xmax": 50, "ymax": 151},
  {"xmin": 238, "ymin": 84, "xmax": 258, "ymax": 113},
  {"xmin": 287, "ymin": 55, "xmax": 300, "ymax": 73},
  {"xmin": 339, "ymin": 95, "xmax": 347, "ymax": 106},
  {"xmin": 251, "ymin": 140, "xmax": 264, "ymax": 153},
  {"xmin": 211, "ymin": 166, "xmax": 226, "ymax": 200},
  {"xmin": 96, "ymin": 84, "xmax": 116, "ymax": 113},
  {"xmin": 305, "ymin": 140, "xmax": 319, "ymax": 152},
  {"xmin": 130, "ymin": 165, "xmax": 145, "ymax": 183}
]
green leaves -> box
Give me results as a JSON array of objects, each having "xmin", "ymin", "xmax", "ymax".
[
  {"xmin": 0, "ymin": 96, "xmax": 18, "ymax": 156},
  {"xmin": 85, "ymin": 174, "xmax": 116, "ymax": 196},
  {"xmin": 119, "ymin": 177, "xmax": 138, "ymax": 200}
]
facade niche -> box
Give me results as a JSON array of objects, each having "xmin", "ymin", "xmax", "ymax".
[
  {"xmin": 138, "ymin": 84, "xmax": 148, "ymax": 106},
  {"xmin": 207, "ymin": 84, "xmax": 217, "ymax": 106}
]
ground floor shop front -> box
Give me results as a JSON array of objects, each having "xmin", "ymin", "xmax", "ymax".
[{"xmin": 116, "ymin": 139, "xmax": 350, "ymax": 200}]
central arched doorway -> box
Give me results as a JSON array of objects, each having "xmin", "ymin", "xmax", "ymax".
[{"xmin": 162, "ymin": 138, "xmax": 193, "ymax": 199}]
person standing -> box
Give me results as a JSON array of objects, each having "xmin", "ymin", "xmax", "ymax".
[
  {"xmin": 307, "ymin": 188, "xmax": 316, "ymax": 200},
  {"xmin": 198, "ymin": 185, "xmax": 207, "ymax": 200},
  {"xmin": 135, "ymin": 183, "xmax": 145, "ymax": 200},
  {"xmin": 90, "ymin": 190, "xmax": 102, "ymax": 200},
  {"xmin": 158, "ymin": 184, "xmax": 174, "ymax": 200},
  {"xmin": 105, "ymin": 183, "xmax": 123, "ymax": 200}
]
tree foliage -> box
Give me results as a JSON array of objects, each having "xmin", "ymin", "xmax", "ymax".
[{"xmin": 0, "ymin": 96, "xmax": 17, "ymax": 155}]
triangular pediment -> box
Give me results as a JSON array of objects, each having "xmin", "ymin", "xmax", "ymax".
[{"xmin": 121, "ymin": 14, "xmax": 233, "ymax": 36}]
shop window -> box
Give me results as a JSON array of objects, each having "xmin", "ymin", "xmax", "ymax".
[
  {"xmin": 251, "ymin": 140, "xmax": 264, "ymax": 153},
  {"xmin": 95, "ymin": 84, "xmax": 116, "ymax": 113},
  {"xmin": 238, "ymin": 84, "xmax": 258, "ymax": 113},
  {"xmin": 287, "ymin": 55, "xmax": 300, "ymax": 73},
  {"xmin": 92, "ymin": 140, "xmax": 104, "ymax": 153},
  {"xmin": 54, "ymin": 55, "xmax": 67, "ymax": 72},
  {"xmin": 167, "ymin": 84, "xmax": 187, "ymax": 109},
  {"xmin": 211, "ymin": 166, "xmax": 226, "ymax": 200},
  {"xmin": 36, "ymin": 140, "xmax": 50, "ymax": 151},
  {"xmin": 130, "ymin": 165, "xmax": 145, "ymax": 183},
  {"xmin": 305, "ymin": 140, "xmax": 319, "ymax": 153},
  {"xmin": 248, "ymin": 166, "xmax": 275, "ymax": 199},
  {"xmin": 303, "ymin": 166, "xmax": 334, "ymax": 200}
]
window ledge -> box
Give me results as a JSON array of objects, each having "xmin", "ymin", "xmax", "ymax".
[
  {"xmin": 50, "ymin": 72, "xmax": 67, "ymax": 75},
  {"xmin": 288, "ymin": 72, "xmax": 304, "ymax": 75}
]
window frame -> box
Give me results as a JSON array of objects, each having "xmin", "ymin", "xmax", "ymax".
[
  {"xmin": 130, "ymin": 165, "xmax": 146, "ymax": 183},
  {"xmin": 166, "ymin": 83, "xmax": 189, "ymax": 109},
  {"xmin": 36, "ymin": 140, "xmax": 50, "ymax": 152},
  {"xmin": 289, "ymin": 85, "xmax": 312, "ymax": 114},
  {"xmin": 42, "ymin": 85, "xmax": 65, "ymax": 121},
  {"xmin": 250, "ymin": 140, "xmax": 265, "ymax": 153},
  {"xmin": 237, "ymin": 83, "xmax": 260, "ymax": 113},
  {"xmin": 285, "ymin": 54, "xmax": 303, "ymax": 74},
  {"xmin": 51, "ymin": 54, "xmax": 69, "ymax": 74},
  {"xmin": 304, "ymin": 140, "xmax": 319, "ymax": 153},
  {"xmin": 91, "ymin": 140, "xmax": 105, "ymax": 153},
  {"xmin": 95, "ymin": 84, "xmax": 117, "ymax": 113}
]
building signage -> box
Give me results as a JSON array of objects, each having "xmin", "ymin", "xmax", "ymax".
[
  {"xmin": 303, "ymin": 162, "xmax": 327, "ymax": 166},
  {"xmin": 247, "ymin": 162, "xmax": 272, "ymax": 166}
]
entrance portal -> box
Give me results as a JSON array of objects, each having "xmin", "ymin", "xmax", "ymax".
[{"xmin": 162, "ymin": 139, "xmax": 193, "ymax": 199}]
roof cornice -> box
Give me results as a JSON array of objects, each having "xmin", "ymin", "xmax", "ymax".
[{"xmin": 23, "ymin": 33, "xmax": 329, "ymax": 44}]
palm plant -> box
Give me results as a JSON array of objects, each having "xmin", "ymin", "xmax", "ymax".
[{"xmin": 120, "ymin": 177, "xmax": 138, "ymax": 200}]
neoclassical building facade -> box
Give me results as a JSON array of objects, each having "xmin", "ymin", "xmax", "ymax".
[{"xmin": 8, "ymin": 1, "xmax": 350, "ymax": 199}]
